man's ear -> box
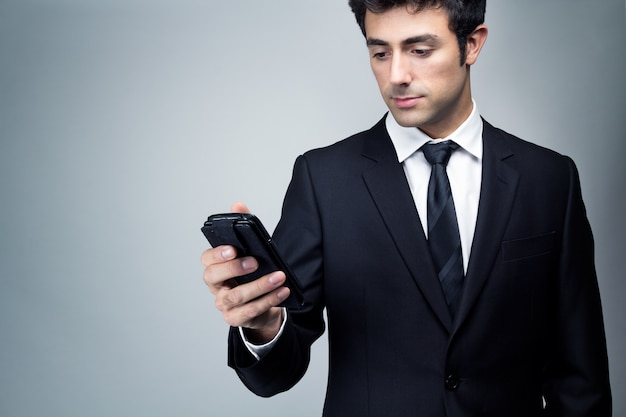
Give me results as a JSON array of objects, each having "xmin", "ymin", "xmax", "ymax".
[{"xmin": 465, "ymin": 24, "xmax": 488, "ymax": 66}]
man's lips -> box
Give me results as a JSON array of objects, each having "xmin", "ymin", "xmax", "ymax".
[{"xmin": 393, "ymin": 96, "xmax": 422, "ymax": 108}]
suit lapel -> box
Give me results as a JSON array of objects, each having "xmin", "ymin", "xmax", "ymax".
[
  {"xmin": 454, "ymin": 121, "xmax": 520, "ymax": 330},
  {"xmin": 360, "ymin": 118, "xmax": 453, "ymax": 330},
  {"xmin": 358, "ymin": 118, "xmax": 520, "ymax": 332}
]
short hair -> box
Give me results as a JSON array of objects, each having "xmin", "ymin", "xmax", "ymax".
[{"xmin": 348, "ymin": 0, "xmax": 486, "ymax": 65}]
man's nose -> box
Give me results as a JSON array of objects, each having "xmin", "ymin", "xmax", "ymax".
[{"xmin": 389, "ymin": 54, "xmax": 412, "ymax": 85}]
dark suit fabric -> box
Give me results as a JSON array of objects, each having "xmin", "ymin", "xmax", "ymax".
[{"xmin": 228, "ymin": 117, "xmax": 611, "ymax": 416}]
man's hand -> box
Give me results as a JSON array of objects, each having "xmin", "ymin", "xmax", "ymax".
[{"xmin": 201, "ymin": 202, "xmax": 290, "ymax": 344}]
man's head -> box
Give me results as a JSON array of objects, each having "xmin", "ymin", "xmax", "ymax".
[
  {"xmin": 348, "ymin": 0, "xmax": 486, "ymax": 65},
  {"xmin": 348, "ymin": 1, "xmax": 488, "ymax": 137}
]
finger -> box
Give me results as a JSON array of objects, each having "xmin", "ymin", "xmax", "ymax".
[
  {"xmin": 200, "ymin": 244, "xmax": 237, "ymax": 267},
  {"xmin": 223, "ymin": 287, "xmax": 291, "ymax": 329},
  {"xmin": 218, "ymin": 271, "xmax": 287, "ymax": 311},
  {"xmin": 230, "ymin": 202, "xmax": 250, "ymax": 214},
  {"xmin": 203, "ymin": 256, "xmax": 259, "ymax": 290},
  {"xmin": 201, "ymin": 245, "xmax": 244, "ymax": 290}
]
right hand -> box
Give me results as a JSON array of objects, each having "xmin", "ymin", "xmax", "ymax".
[{"xmin": 201, "ymin": 202, "xmax": 290, "ymax": 344}]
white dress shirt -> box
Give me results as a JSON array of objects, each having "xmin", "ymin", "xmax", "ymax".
[
  {"xmin": 243, "ymin": 101, "xmax": 484, "ymax": 358},
  {"xmin": 386, "ymin": 100, "xmax": 483, "ymax": 273}
]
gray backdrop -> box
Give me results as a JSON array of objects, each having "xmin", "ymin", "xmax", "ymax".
[{"xmin": 1, "ymin": 1, "xmax": 624, "ymax": 416}]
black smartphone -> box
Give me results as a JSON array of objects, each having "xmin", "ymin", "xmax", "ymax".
[{"xmin": 201, "ymin": 213, "xmax": 304, "ymax": 309}]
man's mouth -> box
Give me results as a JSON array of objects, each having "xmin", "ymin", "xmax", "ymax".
[{"xmin": 393, "ymin": 96, "xmax": 422, "ymax": 108}]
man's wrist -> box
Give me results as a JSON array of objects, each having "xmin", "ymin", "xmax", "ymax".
[
  {"xmin": 239, "ymin": 308, "xmax": 287, "ymax": 360},
  {"xmin": 243, "ymin": 312, "xmax": 283, "ymax": 344}
]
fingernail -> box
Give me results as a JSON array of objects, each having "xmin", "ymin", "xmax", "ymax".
[
  {"xmin": 268, "ymin": 272, "xmax": 284, "ymax": 286},
  {"xmin": 221, "ymin": 247, "xmax": 235, "ymax": 259},
  {"xmin": 277, "ymin": 287, "xmax": 290, "ymax": 300},
  {"xmin": 241, "ymin": 258, "xmax": 257, "ymax": 271}
]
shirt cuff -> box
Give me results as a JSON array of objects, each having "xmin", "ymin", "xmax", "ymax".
[{"xmin": 239, "ymin": 308, "xmax": 287, "ymax": 361}]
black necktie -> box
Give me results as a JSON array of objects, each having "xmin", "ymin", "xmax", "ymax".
[{"xmin": 422, "ymin": 141, "xmax": 464, "ymax": 318}]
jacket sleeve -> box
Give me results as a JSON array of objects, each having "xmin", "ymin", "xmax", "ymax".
[
  {"xmin": 227, "ymin": 154, "xmax": 326, "ymax": 397},
  {"xmin": 542, "ymin": 156, "xmax": 612, "ymax": 416}
]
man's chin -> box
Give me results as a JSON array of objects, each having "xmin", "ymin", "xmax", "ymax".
[{"xmin": 388, "ymin": 110, "xmax": 424, "ymax": 129}]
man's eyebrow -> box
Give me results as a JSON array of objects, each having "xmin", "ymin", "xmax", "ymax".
[
  {"xmin": 403, "ymin": 34, "xmax": 440, "ymax": 45},
  {"xmin": 366, "ymin": 38, "xmax": 389, "ymax": 47},
  {"xmin": 366, "ymin": 34, "xmax": 440, "ymax": 47}
]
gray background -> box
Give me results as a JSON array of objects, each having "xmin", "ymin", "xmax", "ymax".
[{"xmin": 1, "ymin": 1, "xmax": 624, "ymax": 416}]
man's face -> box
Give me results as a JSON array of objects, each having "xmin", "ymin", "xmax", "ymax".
[{"xmin": 365, "ymin": 6, "xmax": 476, "ymax": 138}]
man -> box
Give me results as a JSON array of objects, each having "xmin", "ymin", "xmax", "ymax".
[{"xmin": 202, "ymin": 1, "xmax": 612, "ymax": 415}]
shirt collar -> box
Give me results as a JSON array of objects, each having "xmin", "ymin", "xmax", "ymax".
[{"xmin": 386, "ymin": 99, "xmax": 483, "ymax": 163}]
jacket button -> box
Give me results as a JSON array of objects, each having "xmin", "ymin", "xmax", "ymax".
[{"xmin": 445, "ymin": 374, "xmax": 460, "ymax": 390}]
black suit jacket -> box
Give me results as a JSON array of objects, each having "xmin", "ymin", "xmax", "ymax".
[{"xmin": 228, "ymin": 117, "xmax": 611, "ymax": 416}]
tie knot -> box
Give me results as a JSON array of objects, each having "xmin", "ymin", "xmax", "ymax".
[{"xmin": 422, "ymin": 141, "xmax": 459, "ymax": 167}]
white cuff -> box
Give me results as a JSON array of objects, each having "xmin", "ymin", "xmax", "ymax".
[{"xmin": 239, "ymin": 308, "xmax": 287, "ymax": 361}]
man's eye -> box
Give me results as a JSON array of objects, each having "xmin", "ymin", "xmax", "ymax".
[
  {"xmin": 413, "ymin": 49, "xmax": 431, "ymax": 57},
  {"xmin": 372, "ymin": 51, "xmax": 388, "ymax": 59}
]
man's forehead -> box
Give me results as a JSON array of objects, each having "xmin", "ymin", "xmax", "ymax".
[
  {"xmin": 363, "ymin": 4, "xmax": 448, "ymax": 21},
  {"xmin": 363, "ymin": 7, "xmax": 452, "ymax": 41}
]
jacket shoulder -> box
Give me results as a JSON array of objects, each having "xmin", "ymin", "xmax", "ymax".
[
  {"xmin": 302, "ymin": 115, "xmax": 394, "ymax": 165},
  {"xmin": 483, "ymin": 119, "xmax": 568, "ymax": 161}
]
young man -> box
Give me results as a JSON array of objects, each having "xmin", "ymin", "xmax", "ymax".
[{"xmin": 202, "ymin": 1, "xmax": 612, "ymax": 415}]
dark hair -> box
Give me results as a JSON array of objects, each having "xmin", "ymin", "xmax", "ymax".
[{"xmin": 348, "ymin": 0, "xmax": 486, "ymax": 64}]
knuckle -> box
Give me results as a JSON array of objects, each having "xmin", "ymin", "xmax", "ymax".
[
  {"xmin": 215, "ymin": 288, "xmax": 236, "ymax": 311},
  {"xmin": 222, "ymin": 304, "xmax": 256, "ymax": 328},
  {"xmin": 240, "ymin": 305, "xmax": 262, "ymax": 326},
  {"xmin": 202, "ymin": 268, "xmax": 213, "ymax": 287},
  {"xmin": 228, "ymin": 289, "xmax": 242, "ymax": 306},
  {"xmin": 200, "ymin": 247, "xmax": 217, "ymax": 266},
  {"xmin": 200, "ymin": 251, "xmax": 209, "ymax": 267},
  {"xmin": 224, "ymin": 287, "xmax": 245, "ymax": 307},
  {"xmin": 214, "ymin": 295, "xmax": 224, "ymax": 311},
  {"xmin": 252, "ymin": 279, "xmax": 265, "ymax": 295}
]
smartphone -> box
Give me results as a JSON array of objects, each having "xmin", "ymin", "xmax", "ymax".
[{"xmin": 201, "ymin": 213, "xmax": 304, "ymax": 309}]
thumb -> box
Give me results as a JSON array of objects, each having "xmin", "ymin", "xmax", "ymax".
[{"xmin": 230, "ymin": 202, "xmax": 251, "ymax": 214}]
